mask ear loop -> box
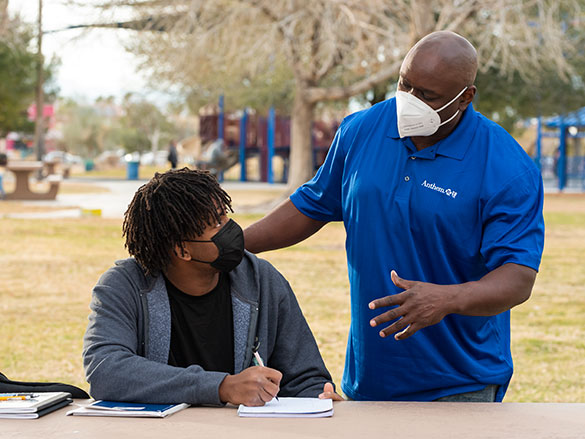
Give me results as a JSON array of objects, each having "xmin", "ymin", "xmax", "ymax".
[
  {"xmin": 436, "ymin": 86, "xmax": 468, "ymax": 127},
  {"xmin": 436, "ymin": 86, "xmax": 468, "ymax": 113}
]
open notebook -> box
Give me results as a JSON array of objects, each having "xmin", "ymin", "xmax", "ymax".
[{"xmin": 238, "ymin": 397, "xmax": 333, "ymax": 418}]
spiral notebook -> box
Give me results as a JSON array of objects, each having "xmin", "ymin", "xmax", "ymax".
[{"xmin": 238, "ymin": 397, "xmax": 333, "ymax": 418}]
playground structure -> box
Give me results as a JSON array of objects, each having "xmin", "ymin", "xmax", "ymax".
[
  {"xmin": 199, "ymin": 97, "xmax": 338, "ymax": 183},
  {"xmin": 536, "ymin": 107, "xmax": 585, "ymax": 191},
  {"xmin": 199, "ymin": 97, "xmax": 585, "ymax": 191}
]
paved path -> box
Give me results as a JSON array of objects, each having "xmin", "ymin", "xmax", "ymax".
[{"xmin": 6, "ymin": 179, "xmax": 286, "ymax": 219}]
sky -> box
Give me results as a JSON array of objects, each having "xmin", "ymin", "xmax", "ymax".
[{"xmin": 9, "ymin": 0, "xmax": 155, "ymax": 102}]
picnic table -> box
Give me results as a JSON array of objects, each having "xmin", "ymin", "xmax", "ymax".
[
  {"xmin": 4, "ymin": 161, "xmax": 61, "ymax": 201},
  {"xmin": 3, "ymin": 400, "xmax": 585, "ymax": 438},
  {"xmin": 43, "ymin": 160, "xmax": 71, "ymax": 179}
]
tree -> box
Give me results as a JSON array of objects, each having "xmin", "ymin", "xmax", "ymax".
[
  {"xmin": 56, "ymin": 95, "xmax": 181, "ymax": 158},
  {"xmin": 355, "ymin": 3, "xmax": 585, "ymax": 132},
  {"xmin": 57, "ymin": 98, "xmax": 117, "ymax": 157},
  {"xmin": 474, "ymin": 63, "xmax": 585, "ymax": 134},
  {"xmin": 118, "ymin": 93, "xmax": 176, "ymax": 154},
  {"xmin": 96, "ymin": 0, "xmax": 583, "ymax": 191},
  {"xmin": 0, "ymin": 18, "xmax": 37, "ymax": 136},
  {"xmin": 0, "ymin": 11, "xmax": 59, "ymax": 138},
  {"xmin": 0, "ymin": 0, "xmax": 9, "ymax": 38}
]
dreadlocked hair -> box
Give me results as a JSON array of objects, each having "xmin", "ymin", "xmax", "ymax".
[{"xmin": 122, "ymin": 167, "xmax": 233, "ymax": 276}]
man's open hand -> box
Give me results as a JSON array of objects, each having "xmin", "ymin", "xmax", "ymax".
[
  {"xmin": 219, "ymin": 366, "xmax": 282, "ymax": 406},
  {"xmin": 368, "ymin": 270, "xmax": 456, "ymax": 340}
]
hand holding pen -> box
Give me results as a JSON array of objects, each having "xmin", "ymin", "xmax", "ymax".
[
  {"xmin": 218, "ymin": 347, "xmax": 282, "ymax": 406},
  {"xmin": 253, "ymin": 350, "xmax": 278, "ymax": 401}
]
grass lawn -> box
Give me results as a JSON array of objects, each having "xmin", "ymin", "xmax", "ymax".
[{"xmin": 0, "ymin": 192, "xmax": 583, "ymax": 402}]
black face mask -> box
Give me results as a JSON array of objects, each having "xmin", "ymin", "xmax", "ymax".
[{"xmin": 186, "ymin": 219, "xmax": 244, "ymax": 272}]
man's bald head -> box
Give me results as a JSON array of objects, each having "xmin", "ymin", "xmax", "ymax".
[
  {"xmin": 402, "ymin": 31, "xmax": 478, "ymax": 88},
  {"xmin": 397, "ymin": 31, "xmax": 478, "ymax": 148}
]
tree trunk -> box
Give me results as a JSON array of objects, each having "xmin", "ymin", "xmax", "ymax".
[
  {"xmin": 150, "ymin": 127, "xmax": 160, "ymax": 154},
  {"xmin": 369, "ymin": 82, "xmax": 389, "ymax": 106},
  {"xmin": 286, "ymin": 84, "xmax": 316, "ymax": 194},
  {"xmin": 409, "ymin": 0, "xmax": 435, "ymax": 46},
  {"xmin": 33, "ymin": 0, "xmax": 45, "ymax": 164},
  {"xmin": 0, "ymin": 1, "xmax": 9, "ymax": 37}
]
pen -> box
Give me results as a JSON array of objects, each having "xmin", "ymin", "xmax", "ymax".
[
  {"xmin": 253, "ymin": 350, "xmax": 265, "ymax": 367},
  {"xmin": 0, "ymin": 394, "xmax": 36, "ymax": 401},
  {"xmin": 253, "ymin": 350, "xmax": 279, "ymax": 401}
]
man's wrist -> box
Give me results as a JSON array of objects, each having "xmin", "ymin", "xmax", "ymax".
[
  {"xmin": 218, "ymin": 374, "xmax": 234, "ymax": 404},
  {"xmin": 444, "ymin": 282, "xmax": 471, "ymax": 315}
]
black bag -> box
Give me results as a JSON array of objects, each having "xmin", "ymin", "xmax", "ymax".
[{"xmin": 0, "ymin": 371, "xmax": 89, "ymax": 399}]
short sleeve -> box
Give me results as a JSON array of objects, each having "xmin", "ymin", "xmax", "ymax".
[
  {"xmin": 289, "ymin": 121, "xmax": 348, "ymax": 222},
  {"xmin": 480, "ymin": 168, "xmax": 545, "ymax": 272}
]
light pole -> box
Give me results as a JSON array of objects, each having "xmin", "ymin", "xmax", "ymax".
[{"xmin": 33, "ymin": 0, "xmax": 45, "ymax": 163}]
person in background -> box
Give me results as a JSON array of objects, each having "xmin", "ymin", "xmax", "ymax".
[
  {"xmin": 83, "ymin": 168, "xmax": 341, "ymax": 406},
  {"xmin": 168, "ymin": 139, "xmax": 178, "ymax": 169},
  {"xmin": 0, "ymin": 153, "xmax": 7, "ymax": 199}
]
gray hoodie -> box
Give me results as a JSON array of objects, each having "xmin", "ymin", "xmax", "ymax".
[{"xmin": 83, "ymin": 251, "xmax": 332, "ymax": 405}]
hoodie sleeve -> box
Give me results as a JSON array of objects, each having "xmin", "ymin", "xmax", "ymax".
[
  {"xmin": 82, "ymin": 264, "xmax": 228, "ymax": 405},
  {"xmin": 257, "ymin": 261, "xmax": 334, "ymax": 397}
]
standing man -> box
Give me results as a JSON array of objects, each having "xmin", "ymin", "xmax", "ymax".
[{"xmin": 244, "ymin": 31, "xmax": 545, "ymax": 402}]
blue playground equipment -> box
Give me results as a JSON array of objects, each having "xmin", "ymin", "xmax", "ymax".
[
  {"xmin": 199, "ymin": 96, "xmax": 338, "ymax": 183},
  {"xmin": 536, "ymin": 107, "xmax": 585, "ymax": 191}
]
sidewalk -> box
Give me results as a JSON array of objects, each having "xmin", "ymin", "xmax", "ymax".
[{"xmin": 4, "ymin": 178, "xmax": 286, "ymax": 219}]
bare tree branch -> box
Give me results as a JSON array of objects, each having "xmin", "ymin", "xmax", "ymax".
[
  {"xmin": 305, "ymin": 60, "xmax": 403, "ymax": 103},
  {"xmin": 86, "ymin": 0, "xmax": 585, "ymax": 188},
  {"xmin": 436, "ymin": 0, "xmax": 482, "ymax": 32}
]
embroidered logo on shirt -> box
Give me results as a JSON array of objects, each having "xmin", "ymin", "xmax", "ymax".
[{"xmin": 421, "ymin": 180, "xmax": 458, "ymax": 199}]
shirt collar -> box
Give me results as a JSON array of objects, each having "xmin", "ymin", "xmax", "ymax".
[{"xmin": 387, "ymin": 98, "xmax": 479, "ymax": 161}]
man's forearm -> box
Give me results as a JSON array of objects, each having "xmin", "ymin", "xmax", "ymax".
[
  {"xmin": 450, "ymin": 263, "xmax": 537, "ymax": 316},
  {"xmin": 244, "ymin": 199, "xmax": 327, "ymax": 253},
  {"xmin": 369, "ymin": 263, "xmax": 538, "ymax": 339},
  {"xmin": 85, "ymin": 348, "xmax": 227, "ymax": 405}
]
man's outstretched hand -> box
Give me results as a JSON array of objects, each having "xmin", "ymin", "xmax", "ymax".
[
  {"xmin": 219, "ymin": 366, "xmax": 282, "ymax": 406},
  {"xmin": 368, "ymin": 270, "xmax": 456, "ymax": 340}
]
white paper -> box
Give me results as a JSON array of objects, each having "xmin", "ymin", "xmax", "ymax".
[
  {"xmin": 237, "ymin": 397, "xmax": 333, "ymax": 418},
  {"xmin": 0, "ymin": 392, "xmax": 70, "ymax": 414}
]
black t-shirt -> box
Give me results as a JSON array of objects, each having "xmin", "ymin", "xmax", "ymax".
[{"xmin": 165, "ymin": 273, "xmax": 234, "ymax": 374}]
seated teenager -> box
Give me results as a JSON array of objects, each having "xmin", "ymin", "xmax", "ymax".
[{"xmin": 83, "ymin": 168, "xmax": 340, "ymax": 406}]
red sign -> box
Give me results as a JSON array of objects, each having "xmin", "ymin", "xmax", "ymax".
[{"xmin": 27, "ymin": 104, "xmax": 54, "ymax": 121}]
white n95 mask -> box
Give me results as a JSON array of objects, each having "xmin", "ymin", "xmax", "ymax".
[{"xmin": 396, "ymin": 86, "xmax": 468, "ymax": 138}]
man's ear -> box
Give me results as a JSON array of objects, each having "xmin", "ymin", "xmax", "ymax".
[
  {"xmin": 174, "ymin": 243, "xmax": 191, "ymax": 262},
  {"xmin": 459, "ymin": 85, "xmax": 476, "ymax": 110}
]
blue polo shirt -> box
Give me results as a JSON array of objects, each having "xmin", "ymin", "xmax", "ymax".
[{"xmin": 290, "ymin": 99, "xmax": 544, "ymax": 401}]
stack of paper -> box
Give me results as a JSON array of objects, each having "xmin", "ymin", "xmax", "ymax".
[
  {"xmin": 0, "ymin": 392, "xmax": 72, "ymax": 419},
  {"xmin": 238, "ymin": 397, "xmax": 333, "ymax": 418},
  {"xmin": 67, "ymin": 400, "xmax": 189, "ymax": 418}
]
